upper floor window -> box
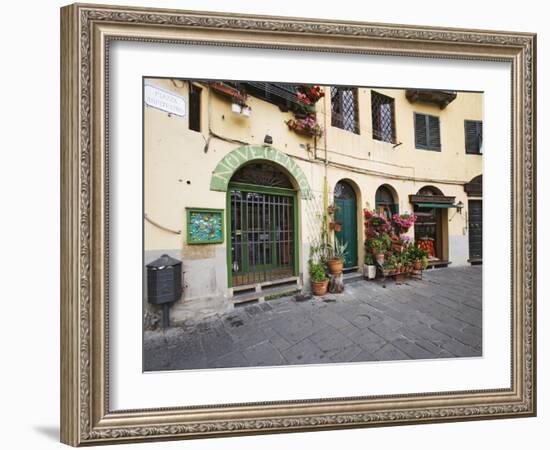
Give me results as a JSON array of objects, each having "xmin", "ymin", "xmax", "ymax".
[
  {"xmin": 188, "ymin": 84, "xmax": 202, "ymax": 132},
  {"xmin": 371, "ymin": 91, "xmax": 396, "ymax": 143},
  {"xmin": 225, "ymin": 81, "xmax": 297, "ymax": 111},
  {"xmin": 331, "ymin": 87, "xmax": 359, "ymax": 134},
  {"xmin": 464, "ymin": 120, "xmax": 483, "ymax": 154},
  {"xmin": 414, "ymin": 112, "xmax": 441, "ymax": 151}
]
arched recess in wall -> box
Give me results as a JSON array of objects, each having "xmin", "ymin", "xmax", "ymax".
[
  {"xmin": 210, "ymin": 145, "xmax": 312, "ymax": 199},
  {"xmin": 333, "ymin": 179, "xmax": 360, "ymax": 269},
  {"xmin": 413, "ymin": 185, "xmax": 449, "ymax": 262},
  {"xmin": 212, "ymin": 145, "xmax": 309, "ymax": 290},
  {"xmin": 417, "ymin": 185, "xmax": 444, "ymax": 196},
  {"xmin": 375, "ymin": 184, "xmax": 399, "ymax": 219}
]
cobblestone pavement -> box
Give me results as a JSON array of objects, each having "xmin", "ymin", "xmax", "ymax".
[{"xmin": 144, "ymin": 266, "xmax": 482, "ymax": 371}]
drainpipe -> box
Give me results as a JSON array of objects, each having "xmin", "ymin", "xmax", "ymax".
[{"xmin": 322, "ymin": 91, "xmax": 330, "ymax": 244}]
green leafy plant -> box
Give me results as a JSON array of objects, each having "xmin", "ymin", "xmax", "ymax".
[
  {"xmin": 408, "ymin": 243, "xmax": 429, "ymax": 261},
  {"xmin": 365, "ymin": 253, "xmax": 374, "ymax": 266},
  {"xmin": 328, "ymin": 236, "xmax": 348, "ymax": 260},
  {"xmin": 309, "ymin": 261, "xmax": 328, "ymax": 282},
  {"xmin": 369, "ymin": 237, "xmax": 386, "ymax": 255},
  {"xmin": 422, "ymin": 256, "xmax": 429, "ymax": 270}
]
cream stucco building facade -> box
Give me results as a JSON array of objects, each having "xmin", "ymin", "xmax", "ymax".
[{"xmin": 144, "ymin": 78, "xmax": 483, "ymax": 321}]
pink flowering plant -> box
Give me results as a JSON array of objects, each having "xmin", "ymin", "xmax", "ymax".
[
  {"xmin": 285, "ymin": 85, "xmax": 325, "ymax": 138},
  {"xmin": 285, "ymin": 116, "xmax": 323, "ymax": 137},
  {"xmin": 364, "ymin": 207, "xmax": 418, "ymax": 265},
  {"xmin": 392, "ymin": 213, "xmax": 417, "ymax": 233}
]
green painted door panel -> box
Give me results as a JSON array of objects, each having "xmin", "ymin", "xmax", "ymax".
[{"xmin": 335, "ymin": 198, "xmax": 358, "ymax": 268}]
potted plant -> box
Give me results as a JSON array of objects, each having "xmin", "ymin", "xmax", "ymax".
[
  {"xmin": 408, "ymin": 244, "xmax": 428, "ymax": 271},
  {"xmin": 370, "ymin": 238, "xmax": 386, "ymax": 264},
  {"xmin": 326, "ymin": 237, "xmax": 348, "ymax": 274},
  {"xmin": 383, "ymin": 257, "xmax": 396, "ymax": 276},
  {"xmin": 309, "ymin": 261, "xmax": 329, "ymax": 296},
  {"xmin": 422, "ymin": 255, "xmax": 429, "ymax": 270},
  {"xmin": 392, "ymin": 212, "xmax": 417, "ymax": 234},
  {"xmin": 404, "ymin": 258, "xmax": 412, "ymax": 273},
  {"xmin": 391, "ymin": 235, "xmax": 403, "ymax": 252},
  {"xmin": 364, "ymin": 253, "xmax": 376, "ymax": 280}
]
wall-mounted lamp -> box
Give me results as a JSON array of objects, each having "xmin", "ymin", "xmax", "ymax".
[
  {"xmin": 455, "ymin": 201, "xmax": 464, "ymax": 214},
  {"xmin": 264, "ymin": 134, "xmax": 273, "ymax": 145}
]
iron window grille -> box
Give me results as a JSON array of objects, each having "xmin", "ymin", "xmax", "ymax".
[
  {"xmin": 465, "ymin": 120, "xmax": 483, "ymax": 154},
  {"xmin": 414, "ymin": 112, "xmax": 441, "ymax": 151},
  {"xmin": 371, "ymin": 91, "xmax": 396, "ymax": 143},
  {"xmin": 331, "ymin": 87, "xmax": 359, "ymax": 134},
  {"xmin": 225, "ymin": 81, "xmax": 298, "ymax": 111}
]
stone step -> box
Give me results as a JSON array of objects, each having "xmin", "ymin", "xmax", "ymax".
[
  {"xmin": 232, "ymin": 284, "xmax": 300, "ymax": 304},
  {"xmin": 343, "ymin": 271, "xmax": 364, "ymax": 284}
]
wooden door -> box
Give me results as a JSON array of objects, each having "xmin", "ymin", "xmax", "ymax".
[
  {"xmin": 334, "ymin": 181, "xmax": 358, "ymax": 268},
  {"xmin": 468, "ymin": 200, "xmax": 483, "ymax": 261}
]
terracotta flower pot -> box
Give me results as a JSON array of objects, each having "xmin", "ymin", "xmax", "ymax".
[
  {"xmin": 311, "ymin": 279, "xmax": 329, "ymax": 296},
  {"xmin": 327, "ymin": 258, "xmax": 344, "ymax": 275},
  {"xmin": 374, "ymin": 253, "xmax": 385, "ymax": 265},
  {"xmin": 392, "ymin": 243, "xmax": 403, "ymax": 252},
  {"xmin": 329, "ymin": 222, "xmax": 342, "ymax": 232},
  {"xmin": 413, "ymin": 260, "xmax": 422, "ymax": 271}
]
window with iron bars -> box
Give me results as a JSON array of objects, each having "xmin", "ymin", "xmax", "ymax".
[
  {"xmin": 225, "ymin": 81, "xmax": 298, "ymax": 111},
  {"xmin": 331, "ymin": 87, "xmax": 359, "ymax": 134},
  {"xmin": 371, "ymin": 91, "xmax": 396, "ymax": 143}
]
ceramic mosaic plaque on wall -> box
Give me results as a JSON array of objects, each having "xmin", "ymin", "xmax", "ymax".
[{"xmin": 186, "ymin": 208, "xmax": 224, "ymax": 244}]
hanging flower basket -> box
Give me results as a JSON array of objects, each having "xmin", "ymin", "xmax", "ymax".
[
  {"xmin": 284, "ymin": 85, "xmax": 325, "ymax": 138},
  {"xmin": 286, "ymin": 117, "xmax": 323, "ymax": 138},
  {"xmin": 329, "ymin": 222, "xmax": 342, "ymax": 232},
  {"xmin": 210, "ymin": 82, "xmax": 249, "ymax": 107}
]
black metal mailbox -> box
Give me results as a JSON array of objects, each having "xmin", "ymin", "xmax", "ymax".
[{"xmin": 146, "ymin": 254, "xmax": 183, "ymax": 328}]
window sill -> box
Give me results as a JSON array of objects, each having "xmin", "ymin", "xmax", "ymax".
[{"xmin": 415, "ymin": 147, "xmax": 441, "ymax": 152}]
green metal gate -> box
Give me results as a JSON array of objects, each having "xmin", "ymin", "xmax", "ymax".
[{"xmin": 228, "ymin": 182, "xmax": 298, "ymax": 287}]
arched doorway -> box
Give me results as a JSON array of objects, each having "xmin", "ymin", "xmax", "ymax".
[
  {"xmin": 334, "ymin": 180, "xmax": 358, "ymax": 268},
  {"xmin": 413, "ymin": 186, "xmax": 446, "ymax": 262},
  {"xmin": 228, "ymin": 162, "xmax": 298, "ymax": 287},
  {"xmin": 375, "ymin": 184, "xmax": 399, "ymax": 220}
]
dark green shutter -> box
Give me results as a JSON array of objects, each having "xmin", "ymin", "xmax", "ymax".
[
  {"xmin": 415, "ymin": 113, "xmax": 441, "ymax": 151},
  {"xmin": 188, "ymin": 85, "xmax": 202, "ymax": 132},
  {"xmin": 428, "ymin": 115, "xmax": 441, "ymax": 150},
  {"xmin": 465, "ymin": 120, "xmax": 482, "ymax": 154},
  {"xmin": 414, "ymin": 113, "xmax": 427, "ymax": 148}
]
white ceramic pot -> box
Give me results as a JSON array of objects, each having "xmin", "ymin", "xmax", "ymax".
[
  {"xmin": 231, "ymin": 103, "xmax": 242, "ymax": 113},
  {"xmin": 363, "ymin": 264, "xmax": 377, "ymax": 279}
]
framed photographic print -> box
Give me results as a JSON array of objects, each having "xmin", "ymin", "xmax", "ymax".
[{"xmin": 60, "ymin": 3, "xmax": 537, "ymax": 446}]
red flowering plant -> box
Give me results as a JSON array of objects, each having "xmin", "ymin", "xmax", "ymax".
[{"xmin": 285, "ymin": 85, "xmax": 325, "ymax": 138}]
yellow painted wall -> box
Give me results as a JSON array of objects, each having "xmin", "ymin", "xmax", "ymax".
[{"xmin": 144, "ymin": 78, "xmax": 482, "ymax": 306}]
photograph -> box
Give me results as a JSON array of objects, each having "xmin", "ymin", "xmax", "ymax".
[
  {"xmin": 57, "ymin": 2, "xmax": 536, "ymax": 446},
  {"xmin": 142, "ymin": 79, "xmax": 483, "ymax": 372}
]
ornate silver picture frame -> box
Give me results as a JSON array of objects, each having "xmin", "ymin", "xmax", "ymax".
[{"xmin": 60, "ymin": 3, "xmax": 536, "ymax": 446}]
